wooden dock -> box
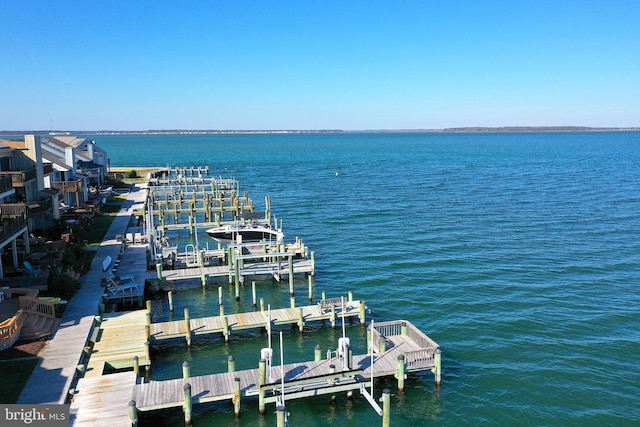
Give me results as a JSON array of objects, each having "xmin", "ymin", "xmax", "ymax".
[
  {"xmin": 131, "ymin": 319, "xmax": 441, "ymax": 416},
  {"xmin": 70, "ymin": 371, "xmax": 138, "ymax": 426},
  {"xmin": 85, "ymin": 310, "xmax": 151, "ymax": 378},
  {"xmin": 149, "ymin": 297, "xmax": 365, "ymax": 342}
]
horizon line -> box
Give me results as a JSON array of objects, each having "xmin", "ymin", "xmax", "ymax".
[{"xmin": 2, "ymin": 125, "xmax": 640, "ymax": 135}]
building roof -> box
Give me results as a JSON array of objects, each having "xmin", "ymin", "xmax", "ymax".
[{"xmin": 49, "ymin": 136, "xmax": 87, "ymax": 149}]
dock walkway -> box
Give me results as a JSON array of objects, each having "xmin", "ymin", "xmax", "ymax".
[
  {"xmin": 150, "ymin": 298, "xmax": 364, "ymax": 342},
  {"xmin": 132, "ymin": 321, "xmax": 439, "ymax": 413},
  {"xmin": 17, "ymin": 184, "xmax": 148, "ymax": 405}
]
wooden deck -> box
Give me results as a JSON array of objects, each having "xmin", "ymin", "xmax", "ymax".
[
  {"xmin": 149, "ymin": 298, "xmax": 364, "ymax": 341},
  {"xmin": 132, "ymin": 322, "xmax": 438, "ymax": 412},
  {"xmin": 70, "ymin": 371, "xmax": 138, "ymax": 426},
  {"xmin": 85, "ymin": 310, "xmax": 151, "ymax": 378}
]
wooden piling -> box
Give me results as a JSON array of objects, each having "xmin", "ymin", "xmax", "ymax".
[
  {"xmin": 144, "ymin": 341, "xmax": 150, "ymax": 366},
  {"xmin": 183, "ymin": 383, "xmax": 192, "ymax": 425},
  {"xmin": 359, "ymin": 300, "xmax": 366, "ymax": 326},
  {"xmin": 228, "ymin": 355, "xmax": 235, "ymax": 373},
  {"xmin": 156, "ymin": 261, "xmax": 163, "ymax": 282},
  {"xmin": 397, "ymin": 355, "xmax": 406, "ymax": 391},
  {"xmin": 382, "ymin": 389, "xmax": 391, "ymax": 427},
  {"xmin": 128, "ymin": 400, "xmax": 138, "ymax": 426},
  {"xmin": 133, "ymin": 356, "xmax": 140, "ymax": 377},
  {"xmin": 223, "ymin": 316, "xmax": 230, "ymax": 342},
  {"xmin": 182, "ymin": 361, "xmax": 190, "ymax": 379},
  {"xmin": 298, "ymin": 307, "xmax": 304, "ymax": 333},
  {"xmin": 288, "ymin": 254, "xmax": 294, "ymax": 295},
  {"xmin": 308, "ymin": 275, "xmax": 313, "ymax": 301},
  {"xmin": 252, "ymin": 281, "xmax": 257, "ymax": 307},
  {"xmin": 276, "ymin": 405, "xmax": 286, "ymax": 427},
  {"xmin": 315, "ymin": 344, "xmax": 322, "ymax": 362},
  {"xmin": 433, "ymin": 347, "xmax": 442, "ymax": 385},
  {"xmin": 184, "ymin": 308, "xmax": 191, "ymax": 347},
  {"xmin": 168, "ymin": 291, "xmax": 174, "ymax": 312},
  {"xmin": 258, "ymin": 358, "xmax": 266, "ymax": 413},
  {"xmin": 218, "ymin": 286, "xmax": 223, "ymax": 305},
  {"xmin": 233, "ymin": 377, "xmax": 241, "ymax": 416}
]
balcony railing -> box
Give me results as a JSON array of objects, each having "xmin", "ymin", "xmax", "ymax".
[
  {"xmin": 0, "ymin": 168, "xmax": 37, "ymax": 187},
  {"xmin": 0, "ymin": 175, "xmax": 13, "ymax": 193},
  {"xmin": 76, "ymin": 167, "xmax": 103, "ymax": 177},
  {"xmin": 0, "ymin": 198, "xmax": 54, "ymax": 218},
  {"xmin": 0, "ymin": 215, "xmax": 27, "ymax": 243},
  {"xmin": 50, "ymin": 180, "xmax": 83, "ymax": 192}
]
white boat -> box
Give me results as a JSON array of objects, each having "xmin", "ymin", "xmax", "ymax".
[{"xmin": 205, "ymin": 222, "xmax": 283, "ymax": 244}]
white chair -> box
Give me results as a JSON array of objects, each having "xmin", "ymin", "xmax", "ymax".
[
  {"xmin": 0, "ymin": 292, "xmax": 5, "ymax": 303},
  {"xmin": 105, "ymin": 270, "xmax": 135, "ymax": 282},
  {"xmin": 105, "ymin": 278, "xmax": 139, "ymax": 295}
]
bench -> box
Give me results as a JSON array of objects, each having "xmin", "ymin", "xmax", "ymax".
[{"xmin": 318, "ymin": 297, "xmax": 346, "ymax": 313}]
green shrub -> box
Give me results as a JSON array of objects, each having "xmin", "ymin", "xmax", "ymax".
[{"xmin": 125, "ymin": 169, "xmax": 138, "ymax": 178}]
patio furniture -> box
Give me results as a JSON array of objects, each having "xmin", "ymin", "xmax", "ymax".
[{"xmin": 23, "ymin": 261, "xmax": 42, "ymax": 276}]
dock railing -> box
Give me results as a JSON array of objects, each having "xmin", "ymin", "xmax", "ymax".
[{"xmin": 370, "ymin": 320, "xmax": 440, "ymax": 370}]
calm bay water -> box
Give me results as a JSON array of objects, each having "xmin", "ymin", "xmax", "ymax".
[{"xmin": 95, "ymin": 132, "xmax": 639, "ymax": 426}]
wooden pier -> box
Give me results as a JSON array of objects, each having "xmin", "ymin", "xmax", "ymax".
[
  {"xmin": 131, "ymin": 319, "xmax": 441, "ymax": 419},
  {"xmin": 149, "ymin": 296, "xmax": 365, "ymax": 343},
  {"xmin": 62, "ymin": 171, "xmax": 444, "ymax": 426},
  {"xmin": 84, "ymin": 310, "xmax": 151, "ymax": 378}
]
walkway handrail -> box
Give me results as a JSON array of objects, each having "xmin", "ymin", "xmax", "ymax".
[
  {"xmin": 0, "ymin": 310, "xmax": 26, "ymax": 351},
  {"xmin": 19, "ymin": 296, "xmax": 57, "ymax": 319}
]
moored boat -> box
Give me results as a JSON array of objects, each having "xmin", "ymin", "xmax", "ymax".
[{"xmin": 205, "ymin": 222, "xmax": 283, "ymax": 243}]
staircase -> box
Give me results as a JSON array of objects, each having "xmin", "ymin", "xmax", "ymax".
[
  {"xmin": 20, "ymin": 313, "xmax": 60, "ymax": 340},
  {"xmin": 17, "ymin": 296, "xmax": 59, "ymax": 340}
]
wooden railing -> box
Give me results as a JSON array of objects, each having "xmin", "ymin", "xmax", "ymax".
[
  {"xmin": 0, "ymin": 310, "xmax": 26, "ymax": 351},
  {"xmin": 370, "ymin": 320, "xmax": 439, "ymax": 370},
  {"xmin": 50, "ymin": 180, "xmax": 82, "ymax": 192},
  {"xmin": 0, "ymin": 168, "xmax": 37, "ymax": 187},
  {"xmin": 19, "ymin": 296, "xmax": 57, "ymax": 319},
  {"xmin": 1, "ymin": 198, "xmax": 54, "ymax": 218},
  {"xmin": 0, "ymin": 175, "xmax": 13, "ymax": 193},
  {"xmin": 0, "ymin": 215, "xmax": 26, "ymax": 243}
]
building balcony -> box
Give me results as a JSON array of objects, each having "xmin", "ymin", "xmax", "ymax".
[
  {"xmin": 0, "ymin": 168, "xmax": 38, "ymax": 187},
  {"xmin": 0, "ymin": 175, "xmax": 13, "ymax": 194},
  {"xmin": 50, "ymin": 180, "xmax": 83, "ymax": 193},
  {"xmin": 1, "ymin": 198, "xmax": 54, "ymax": 219},
  {"xmin": 0, "ymin": 215, "xmax": 27, "ymax": 245}
]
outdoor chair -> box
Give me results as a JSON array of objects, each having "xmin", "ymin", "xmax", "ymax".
[
  {"xmin": 23, "ymin": 261, "xmax": 42, "ymax": 276},
  {"xmin": 105, "ymin": 277, "xmax": 139, "ymax": 295},
  {"xmin": 104, "ymin": 270, "xmax": 135, "ymax": 282}
]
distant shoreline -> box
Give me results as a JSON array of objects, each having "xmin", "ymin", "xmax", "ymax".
[{"xmin": 1, "ymin": 126, "xmax": 639, "ymax": 136}]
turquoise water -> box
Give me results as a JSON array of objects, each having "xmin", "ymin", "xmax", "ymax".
[{"xmin": 96, "ymin": 132, "xmax": 640, "ymax": 426}]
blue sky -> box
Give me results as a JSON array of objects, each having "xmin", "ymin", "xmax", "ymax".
[{"xmin": 1, "ymin": 0, "xmax": 638, "ymax": 130}]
